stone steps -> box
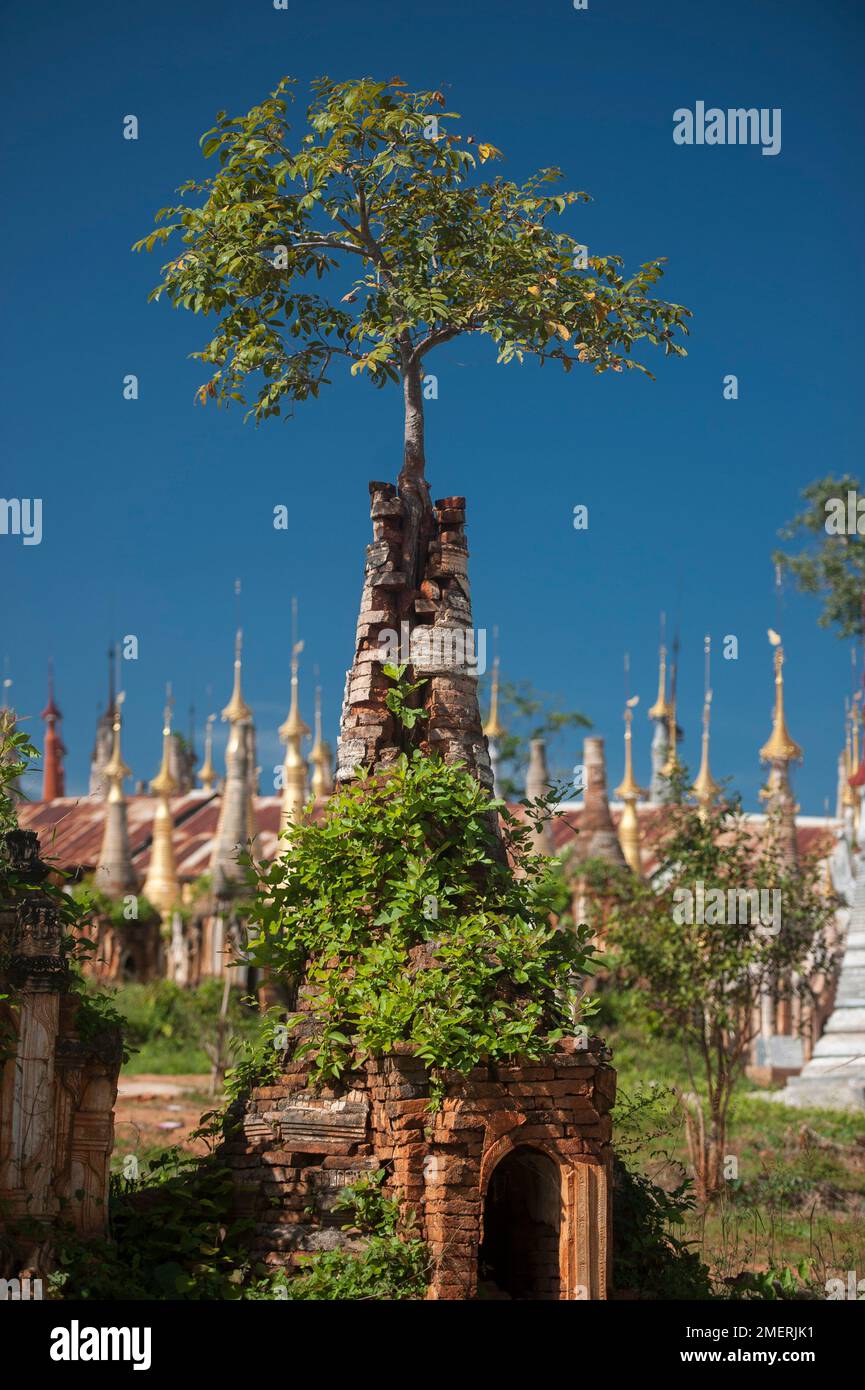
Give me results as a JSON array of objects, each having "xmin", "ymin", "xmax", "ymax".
[{"xmin": 778, "ymin": 852, "xmax": 865, "ymax": 1109}]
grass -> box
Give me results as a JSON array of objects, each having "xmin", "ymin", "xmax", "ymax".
[
  {"xmin": 604, "ymin": 987, "xmax": 865, "ymax": 1294},
  {"xmin": 123, "ymin": 1040, "xmax": 216, "ymax": 1074},
  {"xmin": 91, "ymin": 978, "xmax": 261, "ymax": 1076}
]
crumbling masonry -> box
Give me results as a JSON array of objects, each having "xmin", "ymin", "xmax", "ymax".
[
  {"xmin": 336, "ymin": 485, "xmax": 495, "ymax": 790},
  {"xmin": 224, "ymin": 481, "xmax": 616, "ymax": 1299}
]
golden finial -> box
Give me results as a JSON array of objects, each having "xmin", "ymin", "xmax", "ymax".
[
  {"xmin": 759, "ymin": 630, "xmax": 803, "ymax": 763},
  {"xmin": 616, "ymin": 669, "xmax": 645, "ymax": 873},
  {"xmin": 103, "ymin": 690, "xmax": 131, "ymax": 795},
  {"xmin": 310, "ymin": 685, "xmax": 334, "ymax": 800},
  {"xmin": 660, "ymin": 682, "xmax": 680, "ymax": 777},
  {"xmin": 199, "ymin": 712, "xmax": 218, "ymax": 791},
  {"xmin": 615, "ymin": 696, "xmax": 645, "ymax": 801},
  {"xmin": 693, "ymin": 635, "xmax": 721, "ymax": 812},
  {"xmin": 279, "ymin": 603, "xmax": 311, "ymax": 831},
  {"xmin": 150, "ymin": 688, "xmax": 178, "ymax": 798},
  {"xmin": 648, "ymin": 614, "xmax": 671, "ymax": 721},
  {"xmin": 143, "ymin": 686, "xmax": 180, "ymax": 913},
  {"xmin": 661, "ymin": 628, "xmax": 682, "ymax": 777},
  {"xmin": 279, "ymin": 637, "xmax": 310, "ymax": 743},
  {"xmin": 483, "ymin": 655, "xmax": 505, "ymax": 739},
  {"xmin": 222, "ymin": 628, "xmax": 253, "ymax": 725}
]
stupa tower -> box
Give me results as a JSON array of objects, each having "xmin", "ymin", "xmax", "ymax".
[
  {"xmin": 648, "ymin": 616, "xmax": 672, "ymax": 803},
  {"xmin": 211, "ymin": 630, "xmax": 254, "ymax": 894},
  {"xmin": 310, "ymin": 685, "xmax": 334, "ymax": 802},
  {"xmin": 90, "ymin": 644, "xmax": 118, "ymax": 798},
  {"xmin": 94, "ymin": 692, "xmax": 137, "ymax": 895},
  {"xmin": 199, "ymin": 712, "xmax": 218, "ymax": 793},
  {"xmin": 483, "ymin": 653, "xmax": 505, "ymax": 799},
  {"xmin": 692, "ymin": 635, "xmax": 721, "ymax": 818},
  {"xmin": 41, "ymin": 660, "xmax": 66, "ymax": 799},
  {"xmin": 615, "ymin": 694, "xmax": 645, "ymax": 874},
  {"xmin": 279, "ymin": 604, "xmax": 310, "ymax": 831},
  {"xmin": 143, "ymin": 691, "xmax": 181, "ymax": 915},
  {"xmin": 759, "ymin": 630, "xmax": 802, "ymax": 868}
]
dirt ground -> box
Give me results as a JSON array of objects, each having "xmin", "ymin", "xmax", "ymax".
[{"xmin": 113, "ymin": 1074, "xmax": 222, "ymax": 1166}]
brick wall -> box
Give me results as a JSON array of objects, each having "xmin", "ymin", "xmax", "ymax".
[{"xmin": 221, "ymin": 1035, "xmax": 615, "ymax": 1300}]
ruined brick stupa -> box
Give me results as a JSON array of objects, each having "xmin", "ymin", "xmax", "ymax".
[{"xmin": 223, "ymin": 478, "xmax": 616, "ymax": 1300}]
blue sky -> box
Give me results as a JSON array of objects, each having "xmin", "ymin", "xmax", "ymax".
[{"xmin": 3, "ymin": 0, "xmax": 863, "ymax": 810}]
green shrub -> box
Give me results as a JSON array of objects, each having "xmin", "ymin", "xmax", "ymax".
[
  {"xmin": 612, "ymin": 1159, "xmax": 713, "ymax": 1300},
  {"xmin": 246, "ymin": 751, "xmax": 600, "ymax": 1104}
]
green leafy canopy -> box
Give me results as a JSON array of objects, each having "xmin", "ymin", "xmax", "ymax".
[
  {"xmin": 134, "ymin": 74, "xmax": 691, "ymax": 422},
  {"xmin": 775, "ymin": 474, "xmax": 865, "ymax": 639}
]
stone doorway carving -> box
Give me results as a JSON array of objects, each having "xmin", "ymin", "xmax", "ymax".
[{"xmin": 479, "ymin": 1147, "xmax": 562, "ymax": 1300}]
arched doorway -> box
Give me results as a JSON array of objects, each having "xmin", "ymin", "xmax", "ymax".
[{"xmin": 479, "ymin": 1147, "xmax": 562, "ymax": 1299}]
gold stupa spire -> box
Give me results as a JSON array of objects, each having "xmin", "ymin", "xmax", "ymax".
[
  {"xmin": 143, "ymin": 689, "xmax": 180, "ymax": 914},
  {"xmin": 222, "ymin": 629, "xmax": 252, "ymax": 725},
  {"xmin": 483, "ymin": 655, "xmax": 505, "ymax": 739},
  {"xmin": 199, "ymin": 712, "xmax": 218, "ymax": 793},
  {"xmin": 693, "ymin": 635, "xmax": 721, "ymax": 815},
  {"xmin": 103, "ymin": 691, "xmax": 131, "ymax": 802},
  {"xmin": 278, "ymin": 643, "xmax": 310, "ymax": 744},
  {"xmin": 280, "ymin": 602, "xmax": 310, "ymax": 832},
  {"xmin": 211, "ymin": 625, "xmax": 255, "ymax": 892},
  {"xmin": 94, "ymin": 689, "xmax": 137, "ymax": 895},
  {"xmin": 759, "ymin": 631, "xmax": 803, "ymax": 764},
  {"xmin": 615, "ymin": 699, "xmax": 644, "ymax": 802},
  {"xmin": 615, "ymin": 691, "xmax": 646, "ymax": 874},
  {"xmin": 648, "ymin": 616, "xmax": 671, "ymax": 722},
  {"xmin": 660, "ymin": 643, "xmax": 681, "ymax": 778},
  {"xmin": 310, "ymin": 685, "xmax": 334, "ymax": 801},
  {"xmin": 150, "ymin": 694, "xmax": 178, "ymax": 799}
]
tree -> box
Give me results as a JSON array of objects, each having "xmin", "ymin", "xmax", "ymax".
[
  {"xmin": 775, "ymin": 474, "xmax": 865, "ymax": 639},
  {"xmin": 479, "ymin": 675, "xmax": 590, "ymax": 799},
  {"xmin": 589, "ymin": 787, "xmax": 836, "ymax": 1201},
  {"xmin": 135, "ymin": 74, "xmax": 691, "ymax": 580}
]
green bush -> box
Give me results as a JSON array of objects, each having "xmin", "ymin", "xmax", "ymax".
[
  {"xmin": 612, "ymin": 1159, "xmax": 713, "ymax": 1300},
  {"xmin": 247, "ymin": 751, "xmax": 600, "ymax": 1104}
]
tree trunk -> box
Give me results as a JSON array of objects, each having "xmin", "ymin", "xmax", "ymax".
[
  {"xmin": 680, "ymin": 1089, "xmax": 726, "ymax": 1203},
  {"xmin": 398, "ymin": 353, "xmax": 433, "ymax": 597}
]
